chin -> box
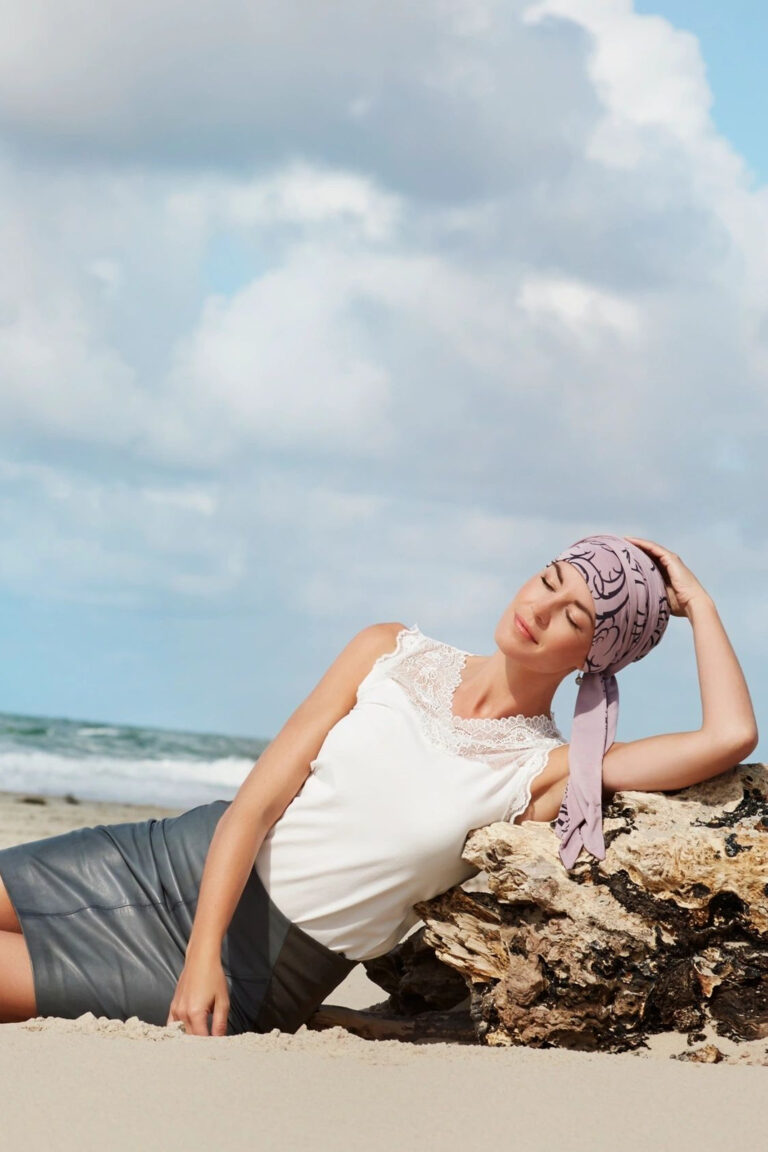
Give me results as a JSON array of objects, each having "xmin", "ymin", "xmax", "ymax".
[{"xmin": 498, "ymin": 619, "xmax": 533, "ymax": 659}]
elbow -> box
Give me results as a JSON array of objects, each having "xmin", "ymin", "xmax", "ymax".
[
  {"xmin": 721, "ymin": 726, "xmax": 759, "ymax": 762},
  {"xmin": 740, "ymin": 726, "xmax": 759, "ymax": 759}
]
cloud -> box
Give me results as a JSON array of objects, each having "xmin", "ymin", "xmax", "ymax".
[
  {"xmin": 526, "ymin": 0, "xmax": 716, "ymax": 152},
  {"xmin": 0, "ymin": 1, "xmax": 598, "ymax": 196},
  {"xmin": 219, "ymin": 163, "xmax": 402, "ymax": 241},
  {"xmin": 0, "ymin": 458, "xmax": 243, "ymax": 604},
  {"xmin": 517, "ymin": 273, "xmax": 642, "ymax": 341},
  {"xmin": 0, "ymin": 299, "xmax": 144, "ymax": 444},
  {"xmin": 0, "ymin": 0, "xmax": 767, "ymax": 653},
  {"xmin": 160, "ymin": 250, "xmax": 395, "ymax": 460}
]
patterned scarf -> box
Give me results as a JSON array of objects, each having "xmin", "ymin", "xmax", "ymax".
[{"xmin": 552, "ymin": 535, "xmax": 671, "ymax": 868}]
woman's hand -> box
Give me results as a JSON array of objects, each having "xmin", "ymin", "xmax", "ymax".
[
  {"xmin": 624, "ymin": 535, "xmax": 710, "ymax": 618},
  {"xmin": 166, "ymin": 950, "xmax": 230, "ymax": 1037}
]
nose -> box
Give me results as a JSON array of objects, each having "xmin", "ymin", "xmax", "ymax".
[{"xmin": 533, "ymin": 600, "xmax": 550, "ymax": 630}]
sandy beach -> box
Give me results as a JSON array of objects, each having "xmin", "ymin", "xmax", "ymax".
[{"xmin": 1, "ymin": 788, "xmax": 767, "ymax": 1152}]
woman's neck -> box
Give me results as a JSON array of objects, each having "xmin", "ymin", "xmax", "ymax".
[{"xmin": 451, "ymin": 650, "xmax": 563, "ymax": 721}]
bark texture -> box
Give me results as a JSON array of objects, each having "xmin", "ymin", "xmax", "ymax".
[{"xmin": 360, "ymin": 764, "xmax": 768, "ymax": 1051}]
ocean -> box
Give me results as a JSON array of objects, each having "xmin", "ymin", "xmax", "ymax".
[{"xmin": 0, "ymin": 710, "xmax": 269, "ymax": 809}]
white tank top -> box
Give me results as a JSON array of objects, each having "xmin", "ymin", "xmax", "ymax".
[{"xmin": 254, "ymin": 624, "xmax": 567, "ymax": 961}]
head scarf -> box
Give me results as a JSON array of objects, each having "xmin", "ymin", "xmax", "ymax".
[{"xmin": 552, "ymin": 534, "xmax": 671, "ymax": 868}]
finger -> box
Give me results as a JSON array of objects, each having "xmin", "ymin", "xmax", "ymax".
[
  {"xmin": 212, "ymin": 998, "xmax": 230, "ymax": 1037},
  {"xmin": 186, "ymin": 1009, "xmax": 210, "ymax": 1037},
  {"xmin": 625, "ymin": 537, "xmax": 674, "ymax": 565},
  {"xmin": 625, "ymin": 535, "xmax": 662, "ymax": 552}
]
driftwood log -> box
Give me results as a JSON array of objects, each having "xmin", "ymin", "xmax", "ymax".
[{"xmin": 311, "ymin": 763, "xmax": 768, "ymax": 1050}]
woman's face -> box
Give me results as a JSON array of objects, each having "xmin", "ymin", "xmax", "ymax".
[{"xmin": 495, "ymin": 559, "xmax": 597, "ymax": 675}]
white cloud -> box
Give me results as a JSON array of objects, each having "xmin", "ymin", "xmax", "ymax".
[
  {"xmin": 0, "ymin": 2, "xmax": 597, "ymax": 196},
  {"xmin": 221, "ymin": 163, "xmax": 402, "ymax": 242},
  {"xmin": 85, "ymin": 258, "xmax": 123, "ymax": 296},
  {"xmin": 0, "ymin": 0, "xmax": 767, "ymax": 647},
  {"xmin": 518, "ymin": 274, "xmax": 641, "ymax": 341},
  {"xmin": 0, "ymin": 298, "xmax": 146, "ymax": 442},
  {"xmin": 525, "ymin": 0, "xmax": 713, "ymax": 149},
  {"xmin": 0, "ymin": 458, "xmax": 240, "ymax": 603},
  {"xmin": 159, "ymin": 244, "xmax": 396, "ymax": 461},
  {"xmin": 142, "ymin": 485, "xmax": 218, "ymax": 516}
]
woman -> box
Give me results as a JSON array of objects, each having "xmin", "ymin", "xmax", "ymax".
[{"xmin": 0, "ymin": 534, "xmax": 757, "ymax": 1037}]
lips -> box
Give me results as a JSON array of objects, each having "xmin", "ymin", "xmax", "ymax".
[{"xmin": 515, "ymin": 614, "xmax": 537, "ymax": 643}]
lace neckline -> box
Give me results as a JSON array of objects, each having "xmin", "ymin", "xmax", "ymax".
[
  {"xmin": 386, "ymin": 625, "xmax": 563, "ymax": 756},
  {"xmin": 450, "ymin": 649, "xmax": 555, "ymax": 728}
]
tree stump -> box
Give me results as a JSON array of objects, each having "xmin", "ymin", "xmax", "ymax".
[{"xmin": 358, "ymin": 763, "xmax": 768, "ymax": 1050}]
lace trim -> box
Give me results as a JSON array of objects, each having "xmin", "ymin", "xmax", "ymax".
[
  {"xmin": 368, "ymin": 622, "xmax": 422, "ymax": 676},
  {"xmin": 501, "ymin": 745, "xmax": 556, "ymax": 823},
  {"xmin": 387, "ymin": 626, "xmax": 565, "ymax": 758},
  {"xmin": 355, "ymin": 623, "xmax": 422, "ymax": 704}
]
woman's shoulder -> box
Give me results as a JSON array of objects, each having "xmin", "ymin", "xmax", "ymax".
[
  {"xmin": 355, "ymin": 621, "xmax": 415, "ymax": 658},
  {"xmin": 361, "ymin": 620, "xmax": 412, "ymax": 642},
  {"xmin": 350, "ymin": 622, "xmax": 425, "ymax": 698},
  {"xmin": 360, "ymin": 621, "xmax": 426, "ymax": 666}
]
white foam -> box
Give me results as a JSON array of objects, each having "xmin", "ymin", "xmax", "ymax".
[{"xmin": 0, "ymin": 749, "xmax": 254, "ymax": 807}]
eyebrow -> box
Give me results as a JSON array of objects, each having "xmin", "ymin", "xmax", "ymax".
[{"xmin": 551, "ymin": 561, "xmax": 593, "ymax": 619}]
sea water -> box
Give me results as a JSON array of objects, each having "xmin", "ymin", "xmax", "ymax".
[{"xmin": 0, "ymin": 710, "xmax": 268, "ymax": 808}]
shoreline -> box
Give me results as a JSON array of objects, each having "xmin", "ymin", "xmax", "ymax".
[{"xmin": 0, "ymin": 786, "xmax": 187, "ymax": 851}]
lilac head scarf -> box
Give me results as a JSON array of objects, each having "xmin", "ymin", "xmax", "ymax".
[{"xmin": 552, "ymin": 534, "xmax": 671, "ymax": 869}]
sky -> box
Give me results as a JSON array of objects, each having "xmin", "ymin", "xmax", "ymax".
[
  {"xmin": 634, "ymin": 1, "xmax": 768, "ymax": 184},
  {"xmin": 0, "ymin": 0, "xmax": 766, "ymax": 760}
]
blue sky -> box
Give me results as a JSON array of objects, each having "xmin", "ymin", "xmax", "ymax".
[
  {"xmin": 636, "ymin": 2, "xmax": 768, "ymax": 184},
  {"xmin": 0, "ymin": 1, "xmax": 766, "ymax": 763}
]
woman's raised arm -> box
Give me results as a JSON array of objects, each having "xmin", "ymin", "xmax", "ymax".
[
  {"xmin": 600, "ymin": 538, "xmax": 758, "ymax": 796},
  {"xmin": 166, "ymin": 620, "xmax": 406, "ymax": 1036}
]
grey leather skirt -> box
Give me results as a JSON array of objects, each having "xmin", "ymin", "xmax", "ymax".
[{"xmin": 0, "ymin": 799, "xmax": 357, "ymax": 1035}]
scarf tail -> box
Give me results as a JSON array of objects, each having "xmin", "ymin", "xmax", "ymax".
[{"xmin": 555, "ymin": 673, "xmax": 619, "ymax": 867}]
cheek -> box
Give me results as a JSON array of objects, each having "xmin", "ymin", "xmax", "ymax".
[
  {"xmin": 560, "ymin": 621, "xmax": 590, "ymax": 660},
  {"xmin": 579, "ymin": 628, "xmax": 595, "ymax": 661},
  {"xmin": 570, "ymin": 632, "xmax": 590, "ymax": 658}
]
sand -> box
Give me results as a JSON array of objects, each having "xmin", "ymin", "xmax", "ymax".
[{"xmin": 0, "ymin": 788, "xmax": 766, "ymax": 1151}]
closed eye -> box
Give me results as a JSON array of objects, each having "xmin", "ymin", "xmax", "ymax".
[{"xmin": 541, "ymin": 575, "xmax": 581, "ymax": 630}]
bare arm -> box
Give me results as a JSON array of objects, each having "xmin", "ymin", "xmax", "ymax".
[
  {"xmin": 602, "ymin": 536, "xmax": 757, "ymax": 793},
  {"xmin": 521, "ymin": 541, "xmax": 758, "ymax": 823},
  {"xmin": 601, "ymin": 591, "xmax": 758, "ymax": 795},
  {"xmin": 166, "ymin": 620, "xmax": 407, "ymax": 1036}
]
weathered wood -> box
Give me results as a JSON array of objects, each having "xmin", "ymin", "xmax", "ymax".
[
  {"xmin": 306, "ymin": 1003, "xmax": 476, "ymax": 1043},
  {"xmin": 362, "ymin": 922, "xmax": 469, "ymax": 1014},
  {"xmin": 363, "ymin": 763, "xmax": 768, "ymax": 1051}
]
